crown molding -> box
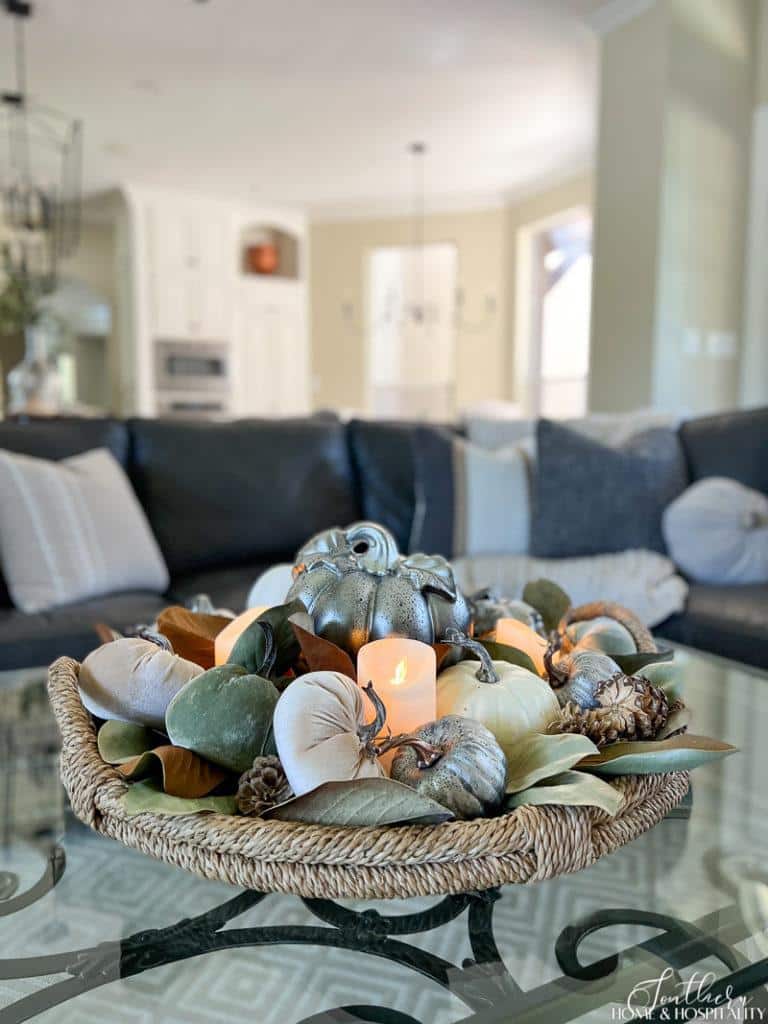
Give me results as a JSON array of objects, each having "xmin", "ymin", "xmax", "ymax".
[{"xmin": 586, "ymin": 0, "xmax": 656, "ymax": 35}]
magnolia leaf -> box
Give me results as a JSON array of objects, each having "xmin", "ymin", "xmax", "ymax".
[
  {"xmin": 156, "ymin": 606, "xmax": 232, "ymax": 669},
  {"xmin": 657, "ymin": 705, "xmax": 692, "ymax": 740},
  {"xmin": 291, "ymin": 622, "xmax": 356, "ymax": 679},
  {"xmin": 116, "ymin": 745, "xmax": 228, "ymax": 798},
  {"xmin": 522, "ymin": 579, "xmax": 572, "ymax": 633},
  {"xmin": 230, "ymin": 600, "xmax": 308, "ymax": 677},
  {"xmin": 505, "ymin": 733, "xmax": 600, "ymax": 794},
  {"xmin": 613, "ymin": 649, "xmax": 673, "ymax": 675},
  {"xmin": 121, "ymin": 779, "xmax": 237, "ymax": 817},
  {"xmin": 97, "ymin": 720, "xmax": 159, "ymax": 764},
  {"xmin": 641, "ymin": 661, "xmax": 685, "ymax": 704},
  {"xmin": 505, "ymin": 770, "xmax": 622, "ymax": 816},
  {"xmin": 579, "ymin": 734, "xmax": 737, "ymax": 775},
  {"xmin": 264, "ymin": 777, "xmax": 454, "ymax": 826},
  {"xmin": 478, "ymin": 639, "xmax": 539, "ymax": 677}
]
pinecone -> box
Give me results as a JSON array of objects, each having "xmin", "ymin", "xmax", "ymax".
[
  {"xmin": 236, "ymin": 756, "xmax": 293, "ymax": 816},
  {"xmin": 549, "ymin": 672, "xmax": 669, "ymax": 747}
]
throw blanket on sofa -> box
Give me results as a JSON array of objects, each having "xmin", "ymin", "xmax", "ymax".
[{"xmin": 451, "ymin": 549, "xmax": 688, "ymax": 628}]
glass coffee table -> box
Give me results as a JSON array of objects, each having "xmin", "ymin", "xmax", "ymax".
[{"xmin": 1, "ymin": 646, "xmax": 767, "ymax": 1024}]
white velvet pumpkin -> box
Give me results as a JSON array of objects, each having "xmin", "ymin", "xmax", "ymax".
[
  {"xmin": 437, "ymin": 656, "xmax": 560, "ymax": 756},
  {"xmin": 273, "ymin": 671, "xmax": 385, "ymax": 796}
]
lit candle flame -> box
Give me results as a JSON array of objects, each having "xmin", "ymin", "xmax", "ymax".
[{"xmin": 391, "ymin": 658, "xmax": 408, "ymax": 686}]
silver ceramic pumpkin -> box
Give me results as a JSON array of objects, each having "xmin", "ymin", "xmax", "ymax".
[{"xmin": 287, "ymin": 521, "xmax": 472, "ymax": 656}]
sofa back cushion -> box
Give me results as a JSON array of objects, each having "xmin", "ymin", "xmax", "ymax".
[
  {"xmin": 347, "ymin": 419, "xmax": 419, "ymax": 553},
  {"xmin": 679, "ymin": 408, "xmax": 768, "ymax": 495},
  {"xmin": 129, "ymin": 417, "xmax": 360, "ymax": 577},
  {"xmin": 0, "ymin": 417, "xmax": 130, "ymax": 607},
  {"xmin": 530, "ymin": 419, "xmax": 688, "ymax": 558}
]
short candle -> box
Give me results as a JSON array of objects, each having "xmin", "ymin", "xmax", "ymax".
[
  {"xmin": 356, "ymin": 638, "xmax": 436, "ymax": 757},
  {"xmin": 214, "ymin": 606, "xmax": 269, "ymax": 665},
  {"xmin": 494, "ymin": 617, "xmax": 546, "ymax": 674}
]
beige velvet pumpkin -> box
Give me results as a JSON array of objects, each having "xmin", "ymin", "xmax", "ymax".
[
  {"xmin": 273, "ymin": 671, "xmax": 385, "ymax": 796},
  {"xmin": 437, "ymin": 636, "xmax": 559, "ymax": 757},
  {"xmin": 79, "ymin": 637, "xmax": 203, "ymax": 729}
]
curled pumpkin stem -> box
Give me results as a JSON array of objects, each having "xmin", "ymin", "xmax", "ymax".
[
  {"xmin": 544, "ymin": 636, "xmax": 568, "ymax": 687},
  {"xmin": 357, "ymin": 682, "xmax": 388, "ymax": 754},
  {"xmin": 557, "ymin": 601, "xmax": 656, "ymax": 653},
  {"xmin": 375, "ymin": 733, "xmax": 443, "ymax": 770},
  {"xmin": 442, "ymin": 628, "xmax": 500, "ymax": 684}
]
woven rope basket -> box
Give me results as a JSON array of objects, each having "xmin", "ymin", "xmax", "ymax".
[{"xmin": 48, "ymin": 657, "xmax": 690, "ymax": 900}]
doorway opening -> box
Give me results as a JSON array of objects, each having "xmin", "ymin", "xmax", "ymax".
[{"xmin": 515, "ymin": 208, "xmax": 593, "ymax": 418}]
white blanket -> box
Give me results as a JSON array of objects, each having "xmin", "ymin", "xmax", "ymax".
[{"xmin": 452, "ymin": 549, "xmax": 688, "ymax": 627}]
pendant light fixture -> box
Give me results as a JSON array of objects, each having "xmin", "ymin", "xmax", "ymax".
[{"xmin": 1, "ymin": 0, "xmax": 82, "ymax": 286}]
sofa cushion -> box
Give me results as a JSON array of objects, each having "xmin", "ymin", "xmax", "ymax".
[
  {"xmin": 347, "ymin": 419, "xmax": 418, "ymax": 553},
  {"xmin": 0, "ymin": 448, "xmax": 169, "ymax": 613},
  {"xmin": 129, "ymin": 417, "xmax": 359, "ymax": 577},
  {"xmin": 663, "ymin": 478, "xmax": 768, "ymax": 584},
  {"xmin": 168, "ymin": 563, "xmax": 275, "ymax": 614},
  {"xmin": 410, "ymin": 426, "xmax": 531, "ymax": 558},
  {"xmin": 531, "ymin": 420, "xmax": 688, "ymax": 558},
  {"xmin": 679, "ymin": 408, "xmax": 768, "ymax": 495},
  {"xmin": 657, "ymin": 583, "xmax": 768, "ymax": 670},
  {"xmin": 0, "ymin": 591, "xmax": 170, "ymax": 671},
  {"xmin": 0, "ymin": 416, "xmax": 129, "ymax": 464},
  {"xmin": 0, "ymin": 417, "xmax": 130, "ymax": 608}
]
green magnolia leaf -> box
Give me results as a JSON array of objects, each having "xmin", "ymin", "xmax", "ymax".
[
  {"xmin": 228, "ymin": 599, "xmax": 309, "ymax": 677},
  {"xmin": 505, "ymin": 770, "xmax": 622, "ymax": 816},
  {"xmin": 476, "ymin": 640, "xmax": 539, "ymax": 676},
  {"xmin": 97, "ymin": 720, "xmax": 159, "ymax": 764},
  {"xmin": 522, "ymin": 579, "xmax": 572, "ymax": 633},
  {"xmin": 641, "ymin": 661, "xmax": 685, "ymax": 704},
  {"xmin": 657, "ymin": 705, "xmax": 691, "ymax": 740},
  {"xmin": 505, "ymin": 733, "xmax": 600, "ymax": 794},
  {"xmin": 580, "ymin": 734, "xmax": 737, "ymax": 775},
  {"xmin": 264, "ymin": 777, "xmax": 454, "ymax": 826},
  {"xmin": 121, "ymin": 779, "xmax": 237, "ymax": 817},
  {"xmin": 116, "ymin": 745, "xmax": 228, "ymax": 798},
  {"xmin": 613, "ymin": 649, "xmax": 673, "ymax": 675}
]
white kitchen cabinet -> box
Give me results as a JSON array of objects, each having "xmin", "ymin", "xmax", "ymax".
[
  {"xmin": 233, "ymin": 280, "xmax": 310, "ymax": 417},
  {"xmin": 144, "ymin": 201, "xmax": 231, "ymax": 341}
]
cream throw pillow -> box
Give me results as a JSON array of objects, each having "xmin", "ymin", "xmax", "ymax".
[{"xmin": 0, "ymin": 447, "xmax": 169, "ymax": 612}]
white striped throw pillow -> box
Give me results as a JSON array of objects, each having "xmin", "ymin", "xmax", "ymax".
[{"xmin": 0, "ymin": 447, "xmax": 169, "ymax": 612}]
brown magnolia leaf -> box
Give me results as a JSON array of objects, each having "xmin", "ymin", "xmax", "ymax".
[
  {"xmin": 94, "ymin": 622, "xmax": 123, "ymax": 645},
  {"xmin": 156, "ymin": 606, "xmax": 232, "ymax": 669},
  {"xmin": 433, "ymin": 642, "xmax": 454, "ymax": 673},
  {"xmin": 116, "ymin": 744, "xmax": 229, "ymax": 798},
  {"xmin": 291, "ymin": 622, "xmax": 356, "ymax": 679}
]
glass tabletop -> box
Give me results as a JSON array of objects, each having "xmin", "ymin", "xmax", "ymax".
[{"xmin": 1, "ymin": 646, "xmax": 767, "ymax": 1024}]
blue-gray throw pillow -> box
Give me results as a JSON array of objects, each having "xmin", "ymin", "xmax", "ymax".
[{"xmin": 530, "ymin": 419, "xmax": 688, "ymax": 558}]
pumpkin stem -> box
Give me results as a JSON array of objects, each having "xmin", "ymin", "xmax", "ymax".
[
  {"xmin": 544, "ymin": 636, "xmax": 568, "ymax": 687},
  {"xmin": 375, "ymin": 733, "xmax": 443, "ymax": 769},
  {"xmin": 357, "ymin": 681, "xmax": 389, "ymax": 752},
  {"xmin": 442, "ymin": 628, "xmax": 500, "ymax": 684}
]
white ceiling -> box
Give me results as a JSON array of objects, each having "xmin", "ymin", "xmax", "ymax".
[{"xmin": 5, "ymin": 0, "xmax": 603, "ymax": 216}]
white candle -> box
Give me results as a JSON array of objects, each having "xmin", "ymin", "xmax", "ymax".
[
  {"xmin": 214, "ymin": 606, "xmax": 269, "ymax": 665},
  {"xmin": 356, "ymin": 638, "xmax": 436, "ymax": 744}
]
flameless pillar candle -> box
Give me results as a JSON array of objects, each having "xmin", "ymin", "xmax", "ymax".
[
  {"xmin": 494, "ymin": 617, "xmax": 546, "ymax": 675},
  {"xmin": 356, "ymin": 638, "xmax": 436, "ymax": 751},
  {"xmin": 214, "ymin": 607, "xmax": 269, "ymax": 665}
]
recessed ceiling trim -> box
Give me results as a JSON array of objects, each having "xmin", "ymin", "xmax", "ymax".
[{"xmin": 586, "ymin": 0, "xmax": 656, "ymax": 35}]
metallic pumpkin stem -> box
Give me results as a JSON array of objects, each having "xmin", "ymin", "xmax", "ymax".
[
  {"xmin": 544, "ymin": 636, "xmax": 568, "ymax": 687},
  {"xmin": 357, "ymin": 681, "xmax": 388, "ymax": 753},
  {"xmin": 442, "ymin": 628, "xmax": 500, "ymax": 684},
  {"xmin": 375, "ymin": 733, "xmax": 443, "ymax": 769}
]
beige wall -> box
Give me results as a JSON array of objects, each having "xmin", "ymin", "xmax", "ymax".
[
  {"xmin": 310, "ymin": 173, "xmax": 593, "ymax": 414},
  {"xmin": 309, "ymin": 207, "xmax": 510, "ymax": 413},
  {"xmin": 590, "ymin": 0, "xmax": 757, "ymax": 416}
]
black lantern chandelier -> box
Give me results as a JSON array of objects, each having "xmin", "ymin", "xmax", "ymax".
[{"xmin": 1, "ymin": 0, "xmax": 82, "ymax": 287}]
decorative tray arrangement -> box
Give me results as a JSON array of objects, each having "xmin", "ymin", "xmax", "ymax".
[{"xmin": 48, "ymin": 522, "xmax": 735, "ymax": 899}]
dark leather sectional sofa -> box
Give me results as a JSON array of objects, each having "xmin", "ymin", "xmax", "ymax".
[{"xmin": 0, "ymin": 409, "xmax": 765, "ymax": 671}]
